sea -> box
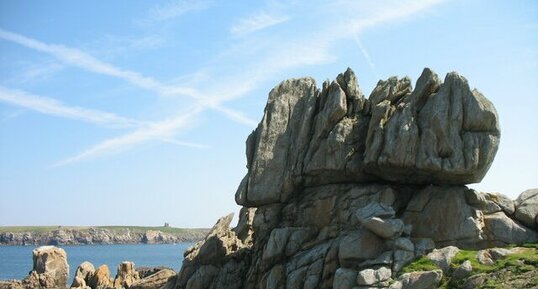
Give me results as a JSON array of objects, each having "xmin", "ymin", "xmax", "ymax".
[{"xmin": 0, "ymin": 243, "xmax": 193, "ymax": 281}]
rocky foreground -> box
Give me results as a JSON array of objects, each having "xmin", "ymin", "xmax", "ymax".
[
  {"xmin": 0, "ymin": 245, "xmax": 178, "ymax": 289},
  {"xmin": 3, "ymin": 68, "xmax": 538, "ymax": 289},
  {"xmin": 0, "ymin": 227, "xmax": 209, "ymax": 245}
]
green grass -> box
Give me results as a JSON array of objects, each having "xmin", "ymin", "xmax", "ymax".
[
  {"xmin": 96, "ymin": 226, "xmax": 206, "ymax": 234},
  {"xmin": 0, "ymin": 226, "xmax": 88, "ymax": 233},
  {"xmin": 400, "ymin": 256, "xmax": 439, "ymax": 273},
  {"xmin": 0, "ymin": 226, "xmax": 208, "ymax": 234},
  {"xmin": 451, "ymin": 247, "xmax": 538, "ymax": 274},
  {"xmin": 402, "ymin": 243, "xmax": 538, "ymax": 289}
]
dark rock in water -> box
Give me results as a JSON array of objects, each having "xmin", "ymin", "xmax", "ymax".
[{"xmin": 170, "ymin": 68, "xmax": 538, "ymax": 289}]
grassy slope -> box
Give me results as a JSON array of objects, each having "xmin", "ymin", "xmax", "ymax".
[
  {"xmin": 0, "ymin": 226, "xmax": 207, "ymax": 234},
  {"xmin": 401, "ymin": 243, "xmax": 538, "ymax": 289}
]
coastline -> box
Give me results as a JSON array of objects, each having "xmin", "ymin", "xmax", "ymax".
[{"xmin": 0, "ymin": 226, "xmax": 209, "ymax": 246}]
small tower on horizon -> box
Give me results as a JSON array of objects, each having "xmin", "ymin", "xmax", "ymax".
[{"xmin": 164, "ymin": 222, "xmax": 170, "ymax": 228}]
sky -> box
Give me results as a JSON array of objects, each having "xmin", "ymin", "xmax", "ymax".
[{"xmin": 0, "ymin": 0, "xmax": 536, "ymax": 228}]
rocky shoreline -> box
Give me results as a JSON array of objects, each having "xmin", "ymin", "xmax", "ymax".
[
  {"xmin": 0, "ymin": 245, "xmax": 178, "ymax": 289},
  {"xmin": 0, "ymin": 228, "xmax": 209, "ymax": 246}
]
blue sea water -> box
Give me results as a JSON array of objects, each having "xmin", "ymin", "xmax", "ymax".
[{"xmin": 0, "ymin": 243, "xmax": 193, "ymax": 281}]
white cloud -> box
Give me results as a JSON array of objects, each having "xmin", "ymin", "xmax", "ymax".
[
  {"xmin": 0, "ymin": 86, "xmax": 144, "ymax": 128},
  {"xmin": 52, "ymin": 107, "xmax": 204, "ymax": 167},
  {"xmin": 231, "ymin": 12, "xmax": 289, "ymax": 36},
  {"xmin": 147, "ymin": 0, "xmax": 213, "ymax": 23},
  {"xmin": 2, "ymin": 0, "xmax": 446, "ymax": 166},
  {"xmin": 0, "ymin": 28, "xmax": 197, "ymax": 97},
  {"xmin": 353, "ymin": 35, "xmax": 380, "ymax": 80},
  {"xmin": 0, "ymin": 28, "xmax": 257, "ymax": 127}
]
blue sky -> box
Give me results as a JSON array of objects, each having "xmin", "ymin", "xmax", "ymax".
[{"xmin": 0, "ymin": 0, "xmax": 536, "ymax": 227}]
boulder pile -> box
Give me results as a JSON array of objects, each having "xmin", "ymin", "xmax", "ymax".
[{"xmin": 169, "ymin": 68, "xmax": 538, "ymax": 289}]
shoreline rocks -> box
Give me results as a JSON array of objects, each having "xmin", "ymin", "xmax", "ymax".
[
  {"xmin": 0, "ymin": 245, "xmax": 178, "ymax": 289},
  {"xmin": 23, "ymin": 246, "xmax": 69, "ymax": 289}
]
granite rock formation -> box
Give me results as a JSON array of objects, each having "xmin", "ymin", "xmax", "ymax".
[
  {"xmin": 22, "ymin": 246, "xmax": 69, "ymax": 289},
  {"xmin": 170, "ymin": 68, "xmax": 537, "ymax": 289}
]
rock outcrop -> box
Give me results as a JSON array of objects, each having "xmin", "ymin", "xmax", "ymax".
[
  {"xmin": 22, "ymin": 246, "xmax": 69, "ymax": 289},
  {"xmin": 169, "ymin": 68, "xmax": 538, "ymax": 289},
  {"xmin": 130, "ymin": 269, "xmax": 175, "ymax": 289},
  {"xmin": 113, "ymin": 262, "xmax": 140, "ymax": 289},
  {"xmin": 71, "ymin": 261, "xmax": 95, "ymax": 289},
  {"xmin": 88, "ymin": 265, "xmax": 112, "ymax": 289}
]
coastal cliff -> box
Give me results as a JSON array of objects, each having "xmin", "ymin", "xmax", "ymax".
[{"xmin": 0, "ymin": 227, "xmax": 209, "ymax": 245}]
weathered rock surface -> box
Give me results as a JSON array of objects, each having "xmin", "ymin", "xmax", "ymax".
[
  {"xmin": 0, "ymin": 280, "xmax": 24, "ymax": 289},
  {"xmin": 426, "ymin": 246, "xmax": 460, "ymax": 273},
  {"xmin": 403, "ymin": 187, "xmax": 537, "ymax": 248},
  {"xmin": 237, "ymin": 68, "xmax": 500, "ymax": 209},
  {"xmin": 71, "ymin": 261, "xmax": 95, "ymax": 289},
  {"xmin": 515, "ymin": 188, "xmax": 538, "ymax": 229},
  {"xmin": 89, "ymin": 265, "xmax": 112, "ymax": 289},
  {"xmin": 113, "ymin": 262, "xmax": 140, "ymax": 288},
  {"xmin": 394, "ymin": 270, "xmax": 443, "ymax": 289},
  {"xmin": 130, "ymin": 269, "xmax": 176, "ymax": 289},
  {"xmin": 22, "ymin": 246, "xmax": 69, "ymax": 289}
]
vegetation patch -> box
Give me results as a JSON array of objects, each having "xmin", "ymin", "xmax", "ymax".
[
  {"xmin": 400, "ymin": 256, "xmax": 439, "ymax": 273},
  {"xmin": 401, "ymin": 243, "xmax": 538, "ymax": 289}
]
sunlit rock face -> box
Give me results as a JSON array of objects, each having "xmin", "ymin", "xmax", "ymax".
[{"xmin": 171, "ymin": 68, "xmax": 537, "ymax": 289}]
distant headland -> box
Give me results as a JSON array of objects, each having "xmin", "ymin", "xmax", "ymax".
[{"xmin": 0, "ymin": 226, "xmax": 209, "ymax": 245}]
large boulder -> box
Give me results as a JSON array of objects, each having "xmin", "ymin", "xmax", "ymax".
[
  {"xmin": 402, "ymin": 186, "xmax": 537, "ymax": 248},
  {"xmin": 514, "ymin": 189, "xmax": 538, "ymax": 229},
  {"xmin": 71, "ymin": 261, "xmax": 95, "ymax": 289},
  {"xmin": 237, "ymin": 68, "xmax": 500, "ymax": 209},
  {"xmin": 394, "ymin": 270, "xmax": 443, "ymax": 289},
  {"xmin": 23, "ymin": 246, "xmax": 69, "ymax": 288},
  {"xmin": 89, "ymin": 265, "xmax": 112, "ymax": 289},
  {"xmin": 364, "ymin": 69, "xmax": 499, "ymax": 185},
  {"xmin": 113, "ymin": 261, "xmax": 140, "ymax": 288}
]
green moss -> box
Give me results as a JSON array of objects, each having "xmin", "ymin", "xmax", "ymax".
[
  {"xmin": 521, "ymin": 242, "xmax": 538, "ymax": 249},
  {"xmin": 400, "ymin": 256, "xmax": 439, "ymax": 273}
]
